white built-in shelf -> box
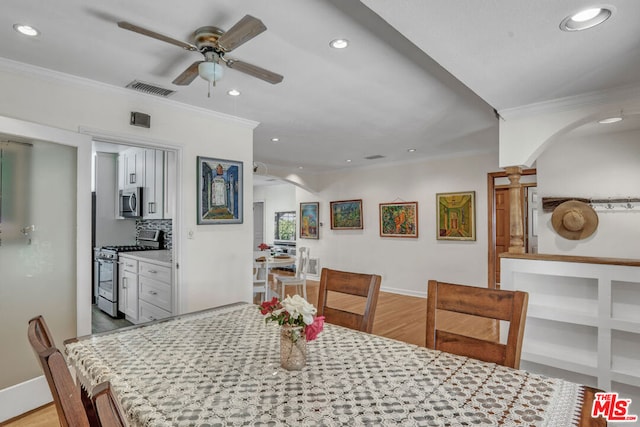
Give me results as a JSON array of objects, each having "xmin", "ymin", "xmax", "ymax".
[{"xmin": 501, "ymin": 253, "xmax": 640, "ymax": 405}]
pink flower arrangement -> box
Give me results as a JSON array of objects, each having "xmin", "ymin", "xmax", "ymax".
[
  {"xmin": 258, "ymin": 243, "xmax": 271, "ymax": 251},
  {"xmin": 260, "ymin": 295, "xmax": 325, "ymax": 342}
]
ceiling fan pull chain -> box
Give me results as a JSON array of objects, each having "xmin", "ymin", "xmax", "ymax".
[{"xmin": 208, "ymin": 81, "xmax": 211, "ymax": 98}]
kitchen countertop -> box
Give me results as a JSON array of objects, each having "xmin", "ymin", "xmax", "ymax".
[{"xmin": 118, "ymin": 250, "xmax": 172, "ymax": 267}]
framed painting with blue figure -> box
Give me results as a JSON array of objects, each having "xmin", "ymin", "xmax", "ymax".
[
  {"xmin": 379, "ymin": 201, "xmax": 418, "ymax": 238},
  {"xmin": 300, "ymin": 202, "xmax": 319, "ymax": 239},
  {"xmin": 436, "ymin": 191, "xmax": 475, "ymax": 240},
  {"xmin": 197, "ymin": 156, "xmax": 243, "ymax": 224}
]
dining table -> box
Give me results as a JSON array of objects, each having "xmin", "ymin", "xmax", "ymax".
[{"xmin": 64, "ymin": 303, "xmax": 605, "ymax": 426}]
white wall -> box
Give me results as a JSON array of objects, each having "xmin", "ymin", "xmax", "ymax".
[
  {"xmin": 0, "ymin": 62, "xmax": 256, "ymax": 316},
  {"xmin": 253, "ymin": 183, "xmax": 296, "ymax": 247},
  {"xmin": 295, "ymin": 152, "xmax": 499, "ymax": 297},
  {"xmin": 536, "ymin": 129, "xmax": 640, "ymax": 258}
]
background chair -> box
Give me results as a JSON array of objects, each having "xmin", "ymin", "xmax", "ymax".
[
  {"xmin": 425, "ymin": 280, "xmax": 529, "ymax": 369},
  {"xmin": 253, "ymin": 260, "xmax": 270, "ymax": 304},
  {"xmin": 274, "ymin": 247, "xmax": 309, "ymax": 300},
  {"xmin": 28, "ymin": 316, "xmax": 91, "ymax": 427},
  {"xmin": 317, "ymin": 268, "xmax": 382, "ymax": 333}
]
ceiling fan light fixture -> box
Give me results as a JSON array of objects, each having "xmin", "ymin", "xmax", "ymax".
[
  {"xmin": 560, "ymin": 7, "xmax": 613, "ymax": 31},
  {"xmin": 198, "ymin": 61, "xmax": 224, "ymax": 83},
  {"xmin": 330, "ymin": 38, "xmax": 349, "ymax": 49},
  {"xmin": 227, "ymin": 89, "xmax": 241, "ymax": 96},
  {"xmin": 13, "ymin": 24, "xmax": 39, "ymax": 37}
]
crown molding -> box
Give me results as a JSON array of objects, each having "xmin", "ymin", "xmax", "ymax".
[
  {"xmin": 499, "ymin": 84, "xmax": 640, "ymax": 120},
  {"xmin": 0, "ymin": 57, "xmax": 259, "ymax": 129}
]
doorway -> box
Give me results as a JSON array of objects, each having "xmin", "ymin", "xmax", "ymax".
[
  {"xmin": 254, "ymin": 201, "xmax": 265, "ymax": 250},
  {"xmin": 487, "ymin": 169, "xmax": 537, "ymax": 288}
]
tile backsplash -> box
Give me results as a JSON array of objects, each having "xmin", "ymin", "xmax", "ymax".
[{"xmin": 136, "ymin": 219, "xmax": 172, "ymax": 250}]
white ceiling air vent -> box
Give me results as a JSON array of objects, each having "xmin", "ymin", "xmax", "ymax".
[
  {"xmin": 126, "ymin": 80, "xmax": 175, "ymax": 98},
  {"xmin": 364, "ymin": 154, "xmax": 385, "ymax": 160}
]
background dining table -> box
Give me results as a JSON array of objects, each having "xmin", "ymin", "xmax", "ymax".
[{"xmin": 64, "ymin": 303, "xmax": 604, "ymax": 426}]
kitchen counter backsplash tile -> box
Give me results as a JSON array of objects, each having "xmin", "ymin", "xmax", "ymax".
[{"xmin": 137, "ymin": 219, "xmax": 172, "ymax": 250}]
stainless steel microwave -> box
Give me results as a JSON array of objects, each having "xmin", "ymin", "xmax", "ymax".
[{"xmin": 119, "ymin": 187, "xmax": 143, "ymax": 218}]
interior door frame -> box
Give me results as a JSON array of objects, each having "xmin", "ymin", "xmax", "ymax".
[{"xmin": 487, "ymin": 168, "xmax": 536, "ymax": 289}]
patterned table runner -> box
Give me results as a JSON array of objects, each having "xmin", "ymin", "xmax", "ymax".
[{"xmin": 66, "ymin": 304, "xmax": 585, "ymax": 426}]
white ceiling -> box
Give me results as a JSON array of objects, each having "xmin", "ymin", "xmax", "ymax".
[{"xmin": 2, "ymin": 0, "xmax": 639, "ymax": 174}]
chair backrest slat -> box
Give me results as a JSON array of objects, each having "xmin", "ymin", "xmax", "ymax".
[
  {"xmin": 317, "ymin": 268, "xmax": 382, "ymax": 333},
  {"xmin": 425, "ymin": 280, "xmax": 529, "ymax": 369}
]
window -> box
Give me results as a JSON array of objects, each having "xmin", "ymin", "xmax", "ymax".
[{"xmin": 274, "ymin": 211, "xmax": 296, "ymax": 242}]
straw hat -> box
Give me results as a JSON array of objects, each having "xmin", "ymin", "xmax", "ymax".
[{"xmin": 551, "ymin": 200, "xmax": 598, "ymax": 240}]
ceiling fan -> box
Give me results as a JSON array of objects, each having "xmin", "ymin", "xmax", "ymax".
[{"xmin": 117, "ymin": 15, "xmax": 283, "ymax": 96}]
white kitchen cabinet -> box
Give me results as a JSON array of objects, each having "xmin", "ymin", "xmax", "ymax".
[
  {"xmin": 137, "ymin": 259, "xmax": 172, "ymax": 322},
  {"xmin": 143, "ymin": 149, "xmax": 164, "ymax": 219},
  {"xmin": 119, "ymin": 147, "xmax": 145, "ymax": 191},
  {"xmin": 118, "ymin": 255, "xmax": 139, "ymax": 322}
]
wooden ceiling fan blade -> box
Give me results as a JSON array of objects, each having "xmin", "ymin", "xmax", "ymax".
[
  {"xmin": 118, "ymin": 21, "xmax": 197, "ymax": 51},
  {"xmin": 172, "ymin": 61, "xmax": 202, "ymax": 85},
  {"xmin": 217, "ymin": 15, "xmax": 266, "ymax": 52},
  {"xmin": 226, "ymin": 60, "xmax": 283, "ymax": 84}
]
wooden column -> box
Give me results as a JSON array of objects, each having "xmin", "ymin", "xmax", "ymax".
[{"xmin": 506, "ymin": 166, "xmax": 525, "ymax": 254}]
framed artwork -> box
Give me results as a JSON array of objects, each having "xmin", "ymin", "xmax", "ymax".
[
  {"xmin": 436, "ymin": 191, "xmax": 475, "ymax": 240},
  {"xmin": 379, "ymin": 202, "xmax": 418, "ymax": 238},
  {"xmin": 300, "ymin": 202, "xmax": 320, "ymax": 239},
  {"xmin": 330, "ymin": 199, "xmax": 363, "ymax": 230},
  {"xmin": 197, "ymin": 156, "xmax": 243, "ymax": 224}
]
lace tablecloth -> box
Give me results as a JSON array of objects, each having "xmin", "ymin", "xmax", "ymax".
[{"xmin": 65, "ymin": 303, "xmax": 586, "ymax": 426}]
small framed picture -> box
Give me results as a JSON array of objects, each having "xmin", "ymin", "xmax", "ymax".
[
  {"xmin": 379, "ymin": 202, "xmax": 418, "ymax": 238},
  {"xmin": 436, "ymin": 191, "xmax": 475, "ymax": 240},
  {"xmin": 330, "ymin": 199, "xmax": 363, "ymax": 230},
  {"xmin": 197, "ymin": 156, "xmax": 243, "ymax": 224},
  {"xmin": 300, "ymin": 202, "xmax": 320, "ymax": 239}
]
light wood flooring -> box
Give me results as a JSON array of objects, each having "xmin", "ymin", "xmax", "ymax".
[{"xmin": 5, "ymin": 275, "xmax": 497, "ymax": 426}]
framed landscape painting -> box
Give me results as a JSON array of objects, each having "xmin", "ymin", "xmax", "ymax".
[
  {"xmin": 300, "ymin": 202, "xmax": 319, "ymax": 239},
  {"xmin": 379, "ymin": 201, "xmax": 418, "ymax": 238},
  {"xmin": 330, "ymin": 199, "xmax": 363, "ymax": 230},
  {"xmin": 197, "ymin": 156, "xmax": 243, "ymax": 224},
  {"xmin": 436, "ymin": 191, "xmax": 475, "ymax": 240}
]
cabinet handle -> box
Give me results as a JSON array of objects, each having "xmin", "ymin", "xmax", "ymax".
[
  {"xmin": 129, "ymin": 173, "xmax": 136, "ymax": 184},
  {"xmin": 122, "ymin": 277, "xmax": 127, "ymax": 289},
  {"xmin": 148, "ymin": 270, "xmax": 157, "ymax": 274},
  {"xmin": 148, "ymin": 202, "xmax": 156, "ymax": 214},
  {"xmin": 149, "ymin": 290, "xmax": 158, "ymax": 295},
  {"xmin": 149, "ymin": 316, "xmax": 156, "ymax": 321}
]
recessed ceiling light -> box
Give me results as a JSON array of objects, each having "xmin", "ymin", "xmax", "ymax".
[
  {"xmin": 298, "ymin": 166, "xmax": 304, "ymax": 170},
  {"xmin": 329, "ymin": 38, "xmax": 349, "ymax": 49},
  {"xmin": 227, "ymin": 89, "xmax": 241, "ymax": 96},
  {"xmin": 560, "ymin": 7, "xmax": 612, "ymax": 31},
  {"xmin": 271, "ymin": 137, "xmax": 279, "ymax": 142},
  {"xmin": 407, "ymin": 148, "xmax": 417, "ymax": 153},
  {"xmin": 346, "ymin": 159, "xmax": 352, "ymax": 163},
  {"xmin": 13, "ymin": 24, "xmax": 39, "ymax": 37},
  {"xmin": 598, "ymin": 117, "xmax": 623, "ymax": 124}
]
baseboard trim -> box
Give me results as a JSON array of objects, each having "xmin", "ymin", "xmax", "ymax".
[
  {"xmin": 0, "ymin": 376, "xmax": 52, "ymax": 423},
  {"xmin": 380, "ymin": 286, "xmax": 427, "ymax": 299}
]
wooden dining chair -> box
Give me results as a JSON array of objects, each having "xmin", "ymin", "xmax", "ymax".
[
  {"xmin": 91, "ymin": 382, "xmax": 127, "ymax": 427},
  {"xmin": 274, "ymin": 247, "xmax": 310, "ymax": 300},
  {"xmin": 27, "ymin": 316, "xmax": 91, "ymax": 427},
  {"xmin": 425, "ymin": 280, "xmax": 529, "ymax": 369},
  {"xmin": 317, "ymin": 268, "xmax": 382, "ymax": 333}
]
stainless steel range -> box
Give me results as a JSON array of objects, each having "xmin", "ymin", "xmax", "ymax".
[{"xmin": 93, "ymin": 230, "xmax": 163, "ymax": 317}]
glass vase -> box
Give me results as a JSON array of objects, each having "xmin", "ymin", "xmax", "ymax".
[{"xmin": 280, "ymin": 325, "xmax": 307, "ymax": 371}]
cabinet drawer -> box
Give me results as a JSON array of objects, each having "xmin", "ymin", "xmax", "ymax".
[
  {"xmin": 139, "ymin": 262, "xmax": 171, "ymax": 283},
  {"xmin": 120, "ymin": 257, "xmax": 138, "ymax": 273},
  {"xmin": 139, "ymin": 276, "xmax": 171, "ymax": 311},
  {"xmin": 138, "ymin": 300, "xmax": 171, "ymax": 323}
]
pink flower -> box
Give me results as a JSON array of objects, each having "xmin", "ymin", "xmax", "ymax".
[
  {"xmin": 305, "ymin": 316, "xmax": 325, "ymax": 341},
  {"xmin": 258, "ymin": 243, "xmax": 270, "ymax": 251},
  {"xmin": 260, "ymin": 297, "xmax": 279, "ymax": 315}
]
